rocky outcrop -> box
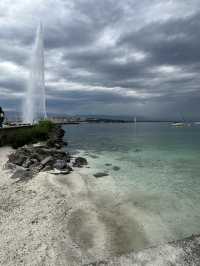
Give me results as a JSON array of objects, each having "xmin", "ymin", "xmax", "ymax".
[
  {"xmin": 6, "ymin": 145, "xmax": 73, "ymax": 180},
  {"xmin": 46, "ymin": 126, "xmax": 68, "ymax": 149},
  {"xmin": 6, "ymin": 126, "xmax": 87, "ymax": 181}
]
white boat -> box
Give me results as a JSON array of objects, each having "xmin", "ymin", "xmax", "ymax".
[{"xmin": 171, "ymin": 122, "xmax": 191, "ymax": 127}]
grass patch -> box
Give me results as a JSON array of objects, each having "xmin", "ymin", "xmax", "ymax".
[{"xmin": 8, "ymin": 120, "xmax": 55, "ymax": 149}]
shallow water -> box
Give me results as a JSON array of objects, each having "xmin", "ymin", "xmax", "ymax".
[{"xmin": 64, "ymin": 123, "xmax": 200, "ymax": 248}]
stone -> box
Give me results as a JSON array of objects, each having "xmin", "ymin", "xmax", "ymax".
[
  {"xmin": 90, "ymin": 155, "xmax": 99, "ymax": 159},
  {"xmin": 113, "ymin": 166, "xmax": 120, "ymax": 171},
  {"xmin": 53, "ymin": 159, "xmax": 67, "ymax": 170},
  {"xmin": 67, "ymin": 165, "xmax": 73, "ymax": 172},
  {"xmin": 4, "ymin": 162, "xmax": 17, "ymax": 171},
  {"xmin": 22, "ymin": 159, "xmax": 33, "ymax": 168},
  {"xmin": 8, "ymin": 153, "xmax": 27, "ymax": 166},
  {"xmin": 73, "ymin": 157, "xmax": 88, "ymax": 168},
  {"xmin": 42, "ymin": 165, "xmax": 52, "ymax": 172},
  {"xmin": 41, "ymin": 156, "xmax": 53, "ymax": 166},
  {"xmin": 93, "ymin": 172, "xmax": 109, "ymax": 178},
  {"xmin": 11, "ymin": 168, "xmax": 33, "ymax": 181},
  {"xmin": 30, "ymin": 153, "xmax": 42, "ymax": 162},
  {"xmin": 105, "ymin": 163, "xmax": 112, "ymax": 166},
  {"xmin": 50, "ymin": 169, "xmax": 70, "ymax": 175},
  {"xmin": 54, "ymin": 143, "xmax": 62, "ymax": 149}
]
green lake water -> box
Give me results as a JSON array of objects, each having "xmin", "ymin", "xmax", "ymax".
[{"xmin": 64, "ymin": 123, "xmax": 200, "ymax": 247}]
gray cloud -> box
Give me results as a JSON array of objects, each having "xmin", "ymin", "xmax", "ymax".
[{"xmin": 0, "ymin": 0, "xmax": 200, "ymax": 119}]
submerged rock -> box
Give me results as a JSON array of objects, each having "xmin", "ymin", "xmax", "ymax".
[
  {"xmin": 73, "ymin": 157, "xmax": 88, "ymax": 168},
  {"xmin": 94, "ymin": 172, "xmax": 109, "ymax": 178},
  {"xmin": 90, "ymin": 155, "xmax": 99, "ymax": 159},
  {"xmin": 113, "ymin": 166, "xmax": 120, "ymax": 171},
  {"xmin": 134, "ymin": 148, "xmax": 141, "ymax": 152}
]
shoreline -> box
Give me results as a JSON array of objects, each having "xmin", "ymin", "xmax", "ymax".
[{"xmin": 0, "ymin": 147, "xmax": 199, "ymax": 265}]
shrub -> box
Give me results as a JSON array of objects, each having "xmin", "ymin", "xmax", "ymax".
[{"xmin": 9, "ymin": 120, "xmax": 55, "ymax": 149}]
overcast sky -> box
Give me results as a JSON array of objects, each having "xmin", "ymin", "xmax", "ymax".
[{"xmin": 0, "ymin": 0, "xmax": 200, "ymax": 120}]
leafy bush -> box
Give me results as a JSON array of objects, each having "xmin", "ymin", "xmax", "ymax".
[{"xmin": 8, "ymin": 120, "xmax": 55, "ymax": 149}]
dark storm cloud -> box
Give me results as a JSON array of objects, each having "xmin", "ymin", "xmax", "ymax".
[
  {"xmin": 119, "ymin": 12, "xmax": 200, "ymax": 66},
  {"xmin": 1, "ymin": 0, "xmax": 200, "ymax": 119}
]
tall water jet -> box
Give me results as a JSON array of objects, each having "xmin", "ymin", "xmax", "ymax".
[{"xmin": 23, "ymin": 22, "xmax": 47, "ymax": 123}]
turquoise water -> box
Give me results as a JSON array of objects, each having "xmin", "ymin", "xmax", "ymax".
[{"xmin": 64, "ymin": 123, "xmax": 200, "ymax": 246}]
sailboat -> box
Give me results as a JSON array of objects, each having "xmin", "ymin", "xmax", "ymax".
[{"xmin": 171, "ymin": 113, "xmax": 191, "ymax": 127}]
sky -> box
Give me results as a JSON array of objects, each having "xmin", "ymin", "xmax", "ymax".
[{"xmin": 0, "ymin": 0, "xmax": 200, "ymax": 120}]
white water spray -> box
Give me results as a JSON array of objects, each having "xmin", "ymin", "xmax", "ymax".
[{"xmin": 23, "ymin": 22, "xmax": 47, "ymax": 123}]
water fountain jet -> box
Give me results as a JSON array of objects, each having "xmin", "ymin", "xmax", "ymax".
[{"xmin": 23, "ymin": 22, "xmax": 47, "ymax": 123}]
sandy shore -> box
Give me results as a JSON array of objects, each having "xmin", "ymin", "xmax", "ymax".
[
  {"xmin": 0, "ymin": 146, "xmax": 146, "ymax": 265},
  {"xmin": 0, "ymin": 147, "xmax": 199, "ymax": 266}
]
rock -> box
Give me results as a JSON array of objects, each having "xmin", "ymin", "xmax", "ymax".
[
  {"xmin": 8, "ymin": 153, "xmax": 27, "ymax": 166},
  {"xmin": 105, "ymin": 163, "xmax": 112, "ymax": 166},
  {"xmin": 62, "ymin": 141, "xmax": 68, "ymax": 146},
  {"xmin": 54, "ymin": 151, "xmax": 70, "ymax": 161},
  {"xmin": 67, "ymin": 165, "xmax": 73, "ymax": 172},
  {"xmin": 134, "ymin": 149, "xmax": 141, "ymax": 152},
  {"xmin": 4, "ymin": 162, "xmax": 17, "ymax": 171},
  {"xmin": 113, "ymin": 166, "xmax": 120, "ymax": 171},
  {"xmin": 46, "ymin": 126, "xmax": 67, "ymax": 149},
  {"xmin": 54, "ymin": 143, "xmax": 62, "ymax": 149},
  {"xmin": 42, "ymin": 165, "xmax": 52, "ymax": 172},
  {"xmin": 32, "ymin": 143, "xmax": 46, "ymax": 148},
  {"xmin": 29, "ymin": 160, "xmax": 41, "ymax": 171},
  {"xmin": 30, "ymin": 153, "xmax": 42, "ymax": 162},
  {"xmin": 73, "ymin": 157, "xmax": 88, "ymax": 168},
  {"xmin": 4, "ymin": 162, "xmax": 26, "ymax": 172},
  {"xmin": 50, "ymin": 168, "xmax": 70, "ymax": 175},
  {"xmin": 93, "ymin": 172, "xmax": 109, "ymax": 178},
  {"xmin": 46, "ymin": 139, "xmax": 57, "ymax": 148},
  {"xmin": 65, "ymin": 152, "xmax": 71, "ymax": 163},
  {"xmin": 30, "ymin": 158, "xmax": 39, "ymax": 165},
  {"xmin": 53, "ymin": 159, "xmax": 67, "ymax": 170},
  {"xmin": 22, "ymin": 159, "xmax": 33, "ymax": 168},
  {"xmin": 90, "ymin": 155, "xmax": 99, "ymax": 159},
  {"xmin": 41, "ymin": 156, "xmax": 53, "ymax": 166},
  {"xmin": 11, "ymin": 168, "xmax": 33, "ymax": 181}
]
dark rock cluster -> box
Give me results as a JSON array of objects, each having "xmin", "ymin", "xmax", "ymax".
[
  {"xmin": 46, "ymin": 126, "xmax": 68, "ymax": 149},
  {"xmin": 5, "ymin": 126, "xmax": 88, "ymax": 182},
  {"xmin": 6, "ymin": 145, "xmax": 72, "ymax": 180}
]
